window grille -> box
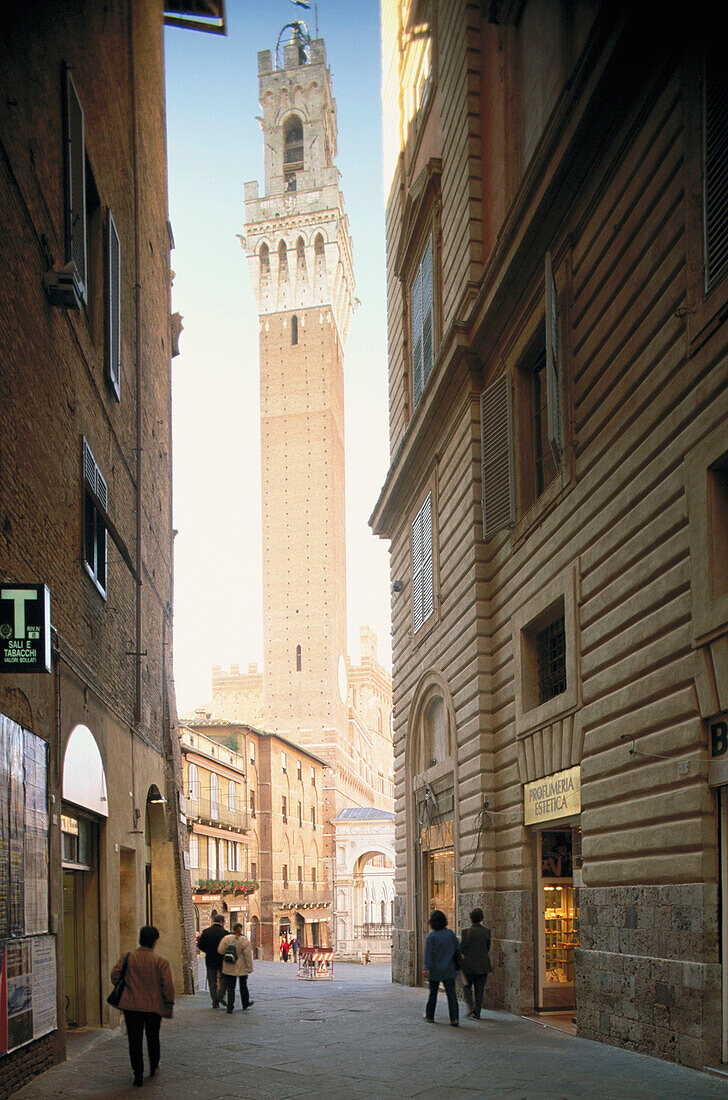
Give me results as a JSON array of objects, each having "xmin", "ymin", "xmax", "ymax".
[{"xmin": 536, "ymin": 617, "xmax": 567, "ymax": 704}]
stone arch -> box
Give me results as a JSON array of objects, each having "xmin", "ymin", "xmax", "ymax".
[{"xmin": 63, "ymin": 724, "xmax": 108, "ymax": 816}]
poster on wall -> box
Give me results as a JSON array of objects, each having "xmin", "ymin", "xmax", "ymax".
[{"xmin": 0, "ymin": 935, "xmax": 57, "ymax": 1055}]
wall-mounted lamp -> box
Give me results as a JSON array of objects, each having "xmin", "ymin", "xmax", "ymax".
[
  {"xmin": 392, "ymin": 580, "xmax": 404, "ymax": 593},
  {"xmin": 148, "ymin": 794, "xmax": 167, "ymax": 805}
]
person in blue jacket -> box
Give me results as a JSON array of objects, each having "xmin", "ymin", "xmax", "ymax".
[{"xmin": 423, "ymin": 909, "xmax": 460, "ymax": 1026}]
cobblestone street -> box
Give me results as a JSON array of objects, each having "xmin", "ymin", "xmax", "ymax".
[{"xmin": 13, "ymin": 962, "xmax": 728, "ymax": 1099}]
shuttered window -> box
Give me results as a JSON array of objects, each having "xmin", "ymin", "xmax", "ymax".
[
  {"xmin": 105, "ymin": 210, "xmax": 121, "ymax": 400},
  {"xmin": 411, "ymin": 237, "xmax": 433, "ymax": 408},
  {"xmin": 704, "ymin": 47, "xmax": 728, "ymax": 292},
  {"xmin": 83, "ymin": 439, "xmax": 108, "ymax": 596},
  {"xmin": 481, "ymin": 374, "xmax": 515, "ymax": 539},
  {"xmin": 544, "ymin": 252, "xmax": 561, "ymax": 465},
  {"xmin": 64, "ymin": 70, "xmax": 87, "ymax": 301},
  {"xmin": 412, "ymin": 493, "xmax": 434, "ymax": 633}
]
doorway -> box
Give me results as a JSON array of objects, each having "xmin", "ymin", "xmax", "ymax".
[
  {"xmin": 61, "ymin": 808, "xmax": 100, "ymax": 1028},
  {"xmin": 535, "ymin": 827, "xmax": 580, "ymax": 1011}
]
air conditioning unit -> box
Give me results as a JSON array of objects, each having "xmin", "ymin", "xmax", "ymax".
[{"xmin": 43, "ymin": 262, "xmax": 83, "ymax": 309}]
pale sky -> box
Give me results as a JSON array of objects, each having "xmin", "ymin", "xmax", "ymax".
[{"xmin": 164, "ymin": 1, "xmax": 391, "ymax": 715}]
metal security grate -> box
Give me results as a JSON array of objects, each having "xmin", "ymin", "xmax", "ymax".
[{"xmin": 536, "ymin": 617, "xmax": 566, "ymax": 704}]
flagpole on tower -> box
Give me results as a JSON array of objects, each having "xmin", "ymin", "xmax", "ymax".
[{"xmin": 291, "ymin": 0, "xmax": 317, "ymax": 38}]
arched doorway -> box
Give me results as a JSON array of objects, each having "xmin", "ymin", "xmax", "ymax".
[
  {"xmin": 145, "ymin": 785, "xmax": 166, "ymax": 926},
  {"xmin": 61, "ymin": 725, "xmax": 108, "ymax": 1029}
]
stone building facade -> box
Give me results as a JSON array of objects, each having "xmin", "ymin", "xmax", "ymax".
[
  {"xmin": 182, "ymin": 719, "xmax": 330, "ymax": 959},
  {"xmin": 372, "ymin": 0, "xmax": 728, "ymax": 1070},
  {"xmin": 0, "ymin": 2, "xmax": 221, "ymax": 1091}
]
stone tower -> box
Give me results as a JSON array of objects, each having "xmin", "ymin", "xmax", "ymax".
[{"xmin": 243, "ymin": 28, "xmax": 357, "ymax": 821}]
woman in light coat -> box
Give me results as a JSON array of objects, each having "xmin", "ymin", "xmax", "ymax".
[
  {"xmin": 110, "ymin": 925, "xmax": 174, "ymax": 1087},
  {"xmin": 218, "ymin": 922, "xmax": 254, "ymax": 1013}
]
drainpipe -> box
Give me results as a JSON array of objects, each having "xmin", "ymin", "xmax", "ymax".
[{"xmin": 128, "ymin": 0, "xmax": 143, "ymax": 728}]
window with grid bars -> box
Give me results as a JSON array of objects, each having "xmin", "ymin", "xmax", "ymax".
[
  {"xmin": 411, "ymin": 236, "xmax": 433, "ymax": 408},
  {"xmin": 83, "ymin": 439, "xmax": 108, "ymax": 597},
  {"xmin": 412, "ymin": 493, "xmax": 434, "ymax": 633},
  {"xmin": 536, "ymin": 616, "xmax": 567, "ymax": 704},
  {"xmin": 704, "ymin": 47, "xmax": 728, "ymax": 292}
]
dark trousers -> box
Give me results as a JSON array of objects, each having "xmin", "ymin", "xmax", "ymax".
[
  {"xmin": 462, "ymin": 971, "xmax": 488, "ymax": 1016},
  {"xmin": 123, "ymin": 1010, "xmax": 161, "ymax": 1081},
  {"xmin": 224, "ymin": 973, "xmax": 250, "ymax": 1011},
  {"xmin": 425, "ymin": 977, "xmax": 458, "ymax": 1022},
  {"xmin": 206, "ymin": 963, "xmax": 223, "ymax": 1006}
]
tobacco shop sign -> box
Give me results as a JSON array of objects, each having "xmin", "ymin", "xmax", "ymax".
[
  {"xmin": 0, "ymin": 585, "xmax": 51, "ymax": 673},
  {"xmin": 524, "ymin": 766, "xmax": 581, "ymax": 826}
]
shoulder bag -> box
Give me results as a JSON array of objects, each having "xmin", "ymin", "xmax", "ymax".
[{"xmin": 107, "ymin": 953, "xmax": 130, "ymax": 1007}]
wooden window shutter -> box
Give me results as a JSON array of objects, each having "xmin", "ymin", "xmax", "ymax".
[
  {"xmin": 421, "ymin": 237, "xmax": 433, "ymax": 390},
  {"xmin": 411, "ymin": 263, "xmax": 424, "ymax": 406},
  {"xmin": 411, "ymin": 237, "xmax": 433, "ymax": 409},
  {"xmin": 481, "ymin": 374, "xmax": 515, "ymax": 540},
  {"xmin": 545, "ymin": 252, "xmax": 561, "ymax": 465},
  {"xmin": 412, "ymin": 492, "xmax": 434, "ymax": 633},
  {"xmin": 105, "ymin": 210, "xmax": 121, "ymax": 400},
  {"xmin": 64, "ymin": 70, "xmax": 87, "ymax": 300},
  {"xmin": 704, "ymin": 47, "xmax": 728, "ymax": 291}
]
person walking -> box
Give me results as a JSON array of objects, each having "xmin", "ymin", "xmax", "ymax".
[
  {"xmin": 422, "ymin": 910, "xmax": 460, "ymax": 1026},
  {"xmin": 291, "ymin": 936, "xmax": 300, "ymax": 962},
  {"xmin": 281, "ymin": 938, "xmax": 290, "ymax": 962},
  {"xmin": 459, "ymin": 907, "xmax": 493, "ymax": 1019},
  {"xmin": 110, "ymin": 925, "xmax": 174, "ymax": 1088},
  {"xmin": 197, "ymin": 913, "xmax": 227, "ymax": 1008},
  {"xmin": 218, "ymin": 922, "xmax": 254, "ymax": 1013}
]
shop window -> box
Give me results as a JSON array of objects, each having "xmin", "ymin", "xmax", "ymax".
[
  {"xmin": 83, "ymin": 438, "xmax": 108, "ymax": 598},
  {"xmin": 412, "ymin": 492, "xmax": 434, "ymax": 633}
]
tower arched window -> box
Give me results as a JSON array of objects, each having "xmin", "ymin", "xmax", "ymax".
[
  {"xmin": 260, "ymin": 242, "xmax": 270, "ymax": 274},
  {"xmin": 292, "ymin": 315, "xmax": 298, "ymax": 345},
  {"xmin": 296, "ymin": 644, "xmax": 302, "ymax": 671},
  {"xmin": 283, "ymin": 115, "xmax": 304, "ymax": 170}
]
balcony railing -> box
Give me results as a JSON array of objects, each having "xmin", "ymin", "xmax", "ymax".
[
  {"xmin": 275, "ymin": 884, "xmax": 330, "ymax": 907},
  {"xmin": 354, "ymin": 923, "xmax": 393, "ymax": 939},
  {"xmin": 187, "ymin": 794, "xmax": 247, "ymax": 831}
]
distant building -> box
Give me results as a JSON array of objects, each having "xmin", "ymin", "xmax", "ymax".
[
  {"xmin": 333, "ymin": 808, "xmax": 395, "ymax": 962},
  {"xmin": 373, "ymin": 0, "xmax": 728, "ymax": 1071},
  {"xmin": 0, "ymin": 1, "xmax": 224, "ymax": 1090},
  {"xmin": 182, "ymin": 719, "xmax": 331, "ymax": 959}
]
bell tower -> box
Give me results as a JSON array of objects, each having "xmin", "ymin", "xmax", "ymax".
[{"xmin": 242, "ymin": 26, "xmax": 356, "ymax": 798}]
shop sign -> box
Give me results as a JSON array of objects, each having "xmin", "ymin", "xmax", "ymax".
[
  {"xmin": 0, "ymin": 585, "xmax": 51, "ymax": 673},
  {"xmin": 708, "ymin": 711, "xmax": 728, "ymax": 787},
  {"xmin": 524, "ymin": 766, "xmax": 580, "ymax": 826},
  {"xmin": 194, "ymin": 894, "xmax": 222, "ymax": 903}
]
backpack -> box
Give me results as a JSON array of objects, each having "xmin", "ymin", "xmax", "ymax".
[{"xmin": 223, "ymin": 942, "xmax": 237, "ymax": 965}]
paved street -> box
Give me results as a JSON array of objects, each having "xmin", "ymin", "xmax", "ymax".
[{"xmin": 15, "ymin": 961, "xmax": 728, "ymax": 1099}]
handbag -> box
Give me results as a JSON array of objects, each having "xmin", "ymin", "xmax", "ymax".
[{"xmin": 107, "ymin": 953, "xmax": 130, "ymax": 1007}]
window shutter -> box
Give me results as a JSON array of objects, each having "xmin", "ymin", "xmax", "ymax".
[
  {"xmin": 705, "ymin": 48, "xmax": 728, "ymax": 291},
  {"xmin": 412, "ymin": 493, "xmax": 433, "ymax": 632},
  {"xmin": 64, "ymin": 70, "xmax": 86, "ymax": 300},
  {"xmin": 106, "ymin": 210, "xmax": 121, "ymax": 400},
  {"xmin": 411, "ymin": 264, "xmax": 424, "ymax": 406},
  {"xmin": 421, "ymin": 238, "xmax": 433, "ymax": 389},
  {"xmin": 544, "ymin": 252, "xmax": 561, "ymax": 465},
  {"xmin": 481, "ymin": 374, "xmax": 515, "ymax": 540}
]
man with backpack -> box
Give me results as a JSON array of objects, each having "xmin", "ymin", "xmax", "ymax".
[
  {"xmin": 218, "ymin": 923, "xmax": 255, "ymax": 1013},
  {"xmin": 197, "ymin": 914, "xmax": 227, "ymax": 1009}
]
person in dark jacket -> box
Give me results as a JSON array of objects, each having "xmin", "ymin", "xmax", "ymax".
[
  {"xmin": 423, "ymin": 909, "xmax": 460, "ymax": 1026},
  {"xmin": 459, "ymin": 907, "xmax": 493, "ymax": 1019},
  {"xmin": 197, "ymin": 914, "xmax": 227, "ymax": 1008},
  {"xmin": 110, "ymin": 925, "xmax": 174, "ymax": 1088}
]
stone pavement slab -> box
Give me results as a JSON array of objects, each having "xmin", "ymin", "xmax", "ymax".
[{"xmin": 13, "ymin": 961, "xmax": 728, "ymax": 1099}]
